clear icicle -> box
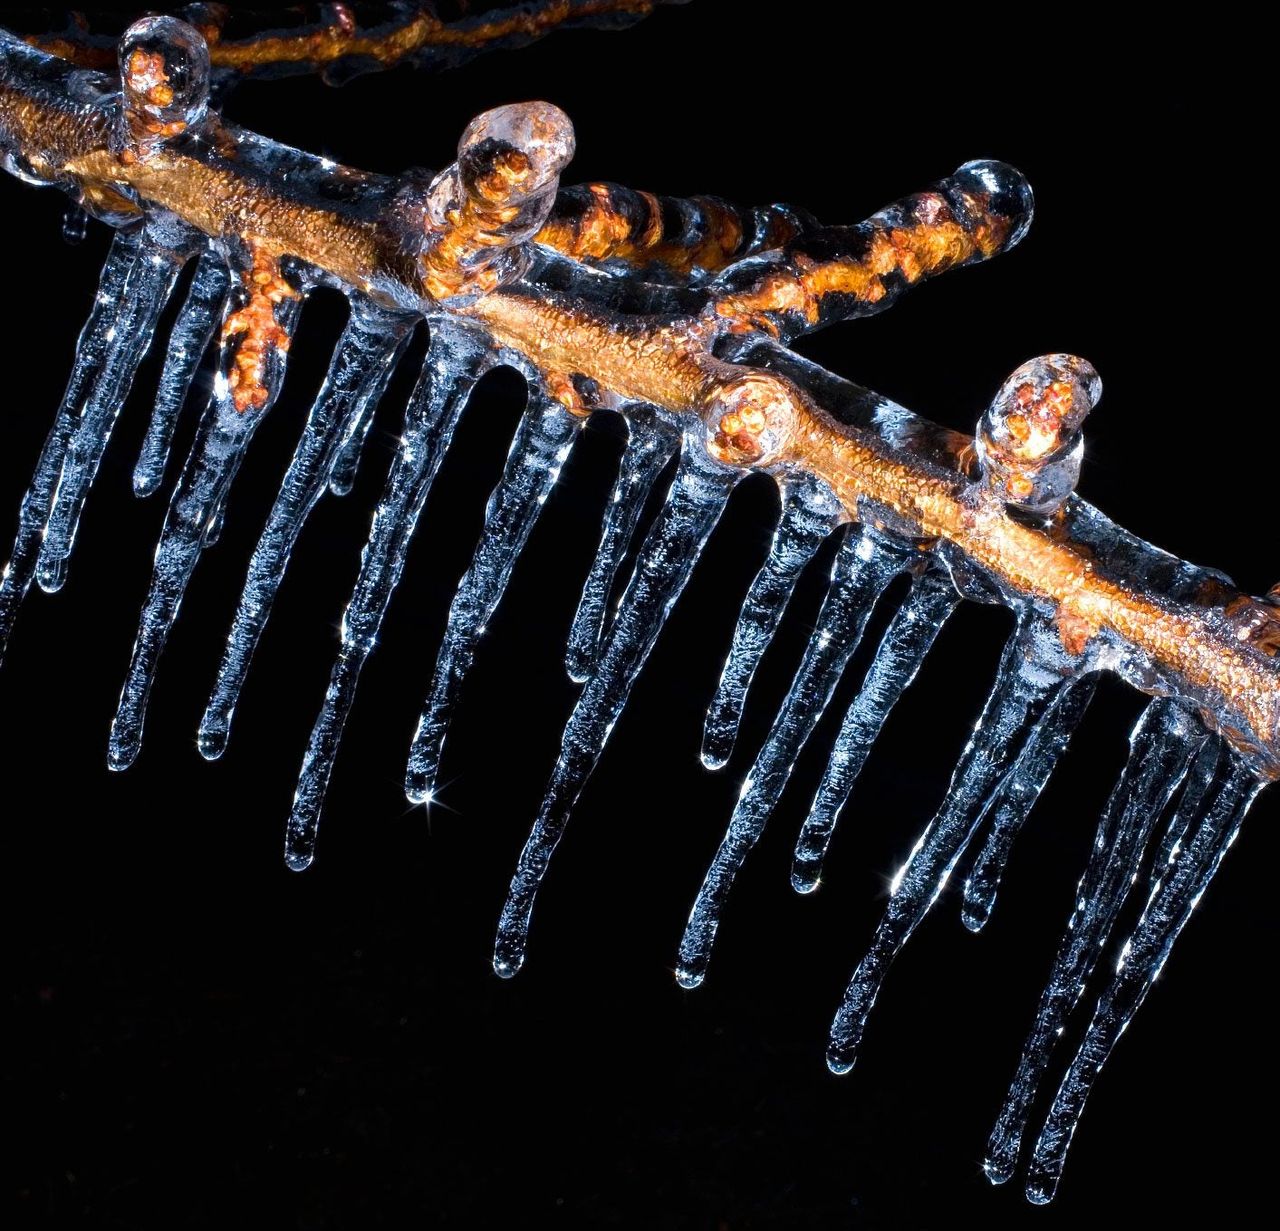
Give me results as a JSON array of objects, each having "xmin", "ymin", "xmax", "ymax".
[
  {"xmin": 564, "ymin": 406, "xmax": 679, "ymax": 684},
  {"xmin": 197, "ymin": 300, "xmax": 413, "ymax": 760},
  {"xmin": 826, "ymin": 620, "xmax": 1072, "ymax": 1075},
  {"xmin": 1, "ymin": 229, "xmax": 142, "ymax": 663},
  {"xmin": 983, "ymin": 699, "xmax": 1206, "ymax": 1187},
  {"xmin": 960, "ymin": 676, "xmax": 1097, "ymax": 933},
  {"xmin": 107, "ymin": 278, "xmax": 304, "ymax": 771},
  {"xmin": 1024, "ymin": 744, "xmax": 1261, "ymax": 1205},
  {"xmin": 676, "ymin": 528, "xmax": 907, "ymax": 990},
  {"xmin": 133, "ymin": 248, "xmax": 230, "ymax": 498},
  {"xmin": 36, "ymin": 232, "xmax": 186, "ymax": 592},
  {"xmin": 700, "ymin": 474, "xmax": 844, "ymax": 771},
  {"xmin": 791, "ymin": 568, "xmax": 959, "ymax": 893},
  {"xmin": 327, "ymin": 376, "xmax": 382, "ymax": 498},
  {"xmin": 402, "ymin": 391, "xmax": 583, "ymax": 805},
  {"xmin": 493, "ymin": 436, "xmax": 738, "ymax": 977},
  {"xmin": 283, "ymin": 325, "xmax": 491, "ymax": 871},
  {"xmin": 1151, "ymin": 733, "xmax": 1224, "ymax": 875}
]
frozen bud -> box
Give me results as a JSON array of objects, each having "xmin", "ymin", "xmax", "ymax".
[
  {"xmin": 977, "ymin": 354, "xmax": 1100, "ymax": 516},
  {"xmin": 948, "ymin": 160, "xmax": 1036, "ymax": 253},
  {"xmin": 703, "ymin": 371, "xmax": 799, "ymax": 468},
  {"xmin": 422, "ymin": 102, "xmax": 575, "ymax": 299},
  {"xmin": 118, "ymin": 17, "xmax": 211, "ymax": 148},
  {"xmin": 457, "ymin": 101, "xmax": 575, "ymax": 206}
]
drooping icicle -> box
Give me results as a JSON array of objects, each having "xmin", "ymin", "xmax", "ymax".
[
  {"xmin": 198, "ymin": 300, "xmax": 413, "ymax": 760},
  {"xmin": 35, "ymin": 231, "xmax": 187, "ymax": 592},
  {"xmin": 564, "ymin": 406, "xmax": 679, "ymax": 683},
  {"xmin": 107, "ymin": 266, "xmax": 305, "ymax": 771},
  {"xmin": 826, "ymin": 619, "xmax": 1074, "ymax": 1075},
  {"xmin": 282, "ymin": 325, "xmax": 492, "ymax": 871},
  {"xmin": 132, "ymin": 248, "xmax": 231, "ymax": 498},
  {"xmin": 700, "ymin": 473, "xmax": 844, "ymax": 770},
  {"xmin": 1024, "ymin": 742, "xmax": 1261, "ymax": 1204},
  {"xmin": 402, "ymin": 391, "xmax": 584, "ymax": 804},
  {"xmin": 960, "ymin": 676, "xmax": 1097, "ymax": 932},
  {"xmin": 0, "ymin": 229, "xmax": 143, "ymax": 664},
  {"xmin": 327, "ymin": 369, "xmax": 386, "ymax": 498},
  {"xmin": 791, "ymin": 568, "xmax": 959, "ymax": 893},
  {"xmin": 676, "ymin": 528, "xmax": 907, "ymax": 990},
  {"xmin": 983, "ymin": 699, "xmax": 1206, "ymax": 1187},
  {"xmin": 1150, "ymin": 732, "xmax": 1224, "ymax": 875},
  {"xmin": 494, "ymin": 436, "xmax": 739, "ymax": 977}
]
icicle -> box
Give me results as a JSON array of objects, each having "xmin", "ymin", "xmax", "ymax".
[
  {"xmin": 826, "ymin": 619, "xmax": 1074, "ymax": 1075},
  {"xmin": 133, "ymin": 249, "xmax": 230, "ymax": 498},
  {"xmin": 494, "ymin": 435, "xmax": 738, "ymax": 977},
  {"xmin": 1151, "ymin": 734, "xmax": 1223, "ymax": 875},
  {"xmin": 792, "ymin": 568, "xmax": 959, "ymax": 893},
  {"xmin": 1024, "ymin": 743, "xmax": 1262, "ymax": 1204},
  {"xmin": 0, "ymin": 229, "xmax": 143, "ymax": 663},
  {"xmin": 107, "ymin": 269, "xmax": 305, "ymax": 771},
  {"xmin": 700, "ymin": 473, "xmax": 844, "ymax": 771},
  {"xmin": 563, "ymin": 406, "xmax": 679, "ymax": 683},
  {"xmin": 198, "ymin": 300, "xmax": 413, "ymax": 760},
  {"xmin": 35, "ymin": 232, "xmax": 186, "ymax": 592},
  {"xmin": 676, "ymin": 528, "xmax": 908, "ymax": 989},
  {"xmin": 327, "ymin": 384, "xmax": 381, "ymax": 498},
  {"xmin": 961, "ymin": 676, "xmax": 1097, "ymax": 932},
  {"xmin": 282, "ymin": 325, "xmax": 492, "ymax": 871},
  {"xmin": 983, "ymin": 699, "xmax": 1206, "ymax": 1187},
  {"xmin": 402, "ymin": 390, "xmax": 584, "ymax": 804}
]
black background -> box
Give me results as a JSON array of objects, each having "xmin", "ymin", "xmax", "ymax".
[{"xmin": 1, "ymin": 6, "xmax": 1273, "ymax": 1227}]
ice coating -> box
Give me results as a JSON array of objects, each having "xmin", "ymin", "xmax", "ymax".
[
  {"xmin": 791, "ymin": 568, "xmax": 959, "ymax": 892},
  {"xmin": 960, "ymin": 676, "xmax": 1097, "ymax": 932},
  {"xmin": 701, "ymin": 473, "xmax": 845, "ymax": 770},
  {"xmin": 1025, "ymin": 742, "xmax": 1260, "ymax": 1203},
  {"xmin": 494, "ymin": 434, "xmax": 739, "ymax": 977},
  {"xmin": 285, "ymin": 323, "xmax": 492, "ymax": 871},
  {"xmin": 35, "ymin": 229, "xmax": 186, "ymax": 593},
  {"xmin": 403, "ymin": 391, "xmax": 583, "ymax": 804},
  {"xmin": 564, "ymin": 407, "xmax": 681, "ymax": 683},
  {"xmin": 1, "ymin": 229, "xmax": 142, "ymax": 663},
  {"xmin": 827, "ymin": 619, "xmax": 1082, "ymax": 1075},
  {"xmin": 199, "ymin": 301, "xmax": 414, "ymax": 760},
  {"xmin": 977, "ymin": 354, "xmax": 1101, "ymax": 516},
  {"xmin": 118, "ymin": 16, "xmax": 212, "ymax": 151},
  {"xmin": 133, "ymin": 248, "xmax": 229, "ymax": 497},
  {"xmin": 0, "ymin": 13, "xmax": 1276, "ymax": 1206},
  {"xmin": 108, "ymin": 256, "xmax": 306, "ymax": 770},
  {"xmin": 676, "ymin": 528, "xmax": 909, "ymax": 989},
  {"xmin": 983, "ymin": 698, "xmax": 1207, "ymax": 1185}
]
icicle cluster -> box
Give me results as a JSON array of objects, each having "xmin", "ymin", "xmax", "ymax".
[{"xmin": 1, "ymin": 14, "xmax": 1275, "ymax": 1206}]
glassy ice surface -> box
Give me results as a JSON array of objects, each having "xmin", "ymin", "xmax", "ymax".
[
  {"xmin": 284, "ymin": 325, "xmax": 492, "ymax": 871},
  {"xmin": 37, "ymin": 231, "xmax": 186, "ymax": 592},
  {"xmin": 198, "ymin": 300, "xmax": 412, "ymax": 759},
  {"xmin": 960, "ymin": 676, "xmax": 1097, "ymax": 932},
  {"xmin": 676, "ymin": 528, "xmax": 907, "ymax": 990},
  {"xmin": 133, "ymin": 248, "xmax": 230, "ymax": 497},
  {"xmin": 700, "ymin": 473, "xmax": 844, "ymax": 770},
  {"xmin": 827, "ymin": 619, "xmax": 1075, "ymax": 1074},
  {"xmin": 564, "ymin": 406, "xmax": 679, "ymax": 683},
  {"xmin": 791, "ymin": 568, "xmax": 959, "ymax": 893},
  {"xmin": 403, "ymin": 392, "xmax": 583, "ymax": 804},
  {"xmin": 108, "ymin": 271, "xmax": 305, "ymax": 770},
  {"xmin": 983, "ymin": 698, "xmax": 1206, "ymax": 1185},
  {"xmin": 494, "ymin": 435, "xmax": 739, "ymax": 977},
  {"xmin": 1, "ymin": 229, "xmax": 143, "ymax": 663},
  {"xmin": 1025, "ymin": 741, "xmax": 1260, "ymax": 1203},
  {"xmin": 0, "ymin": 28, "xmax": 1275, "ymax": 1207}
]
